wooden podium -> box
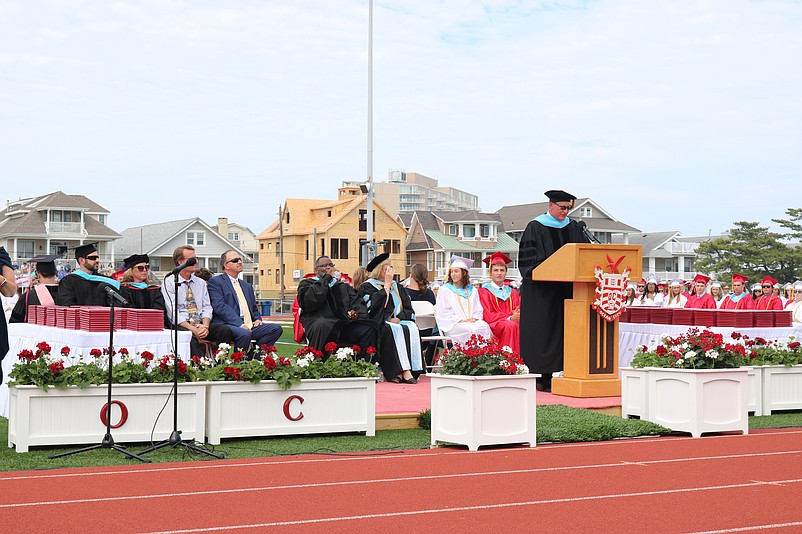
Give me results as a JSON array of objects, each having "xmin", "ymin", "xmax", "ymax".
[{"xmin": 531, "ymin": 243, "xmax": 642, "ymax": 397}]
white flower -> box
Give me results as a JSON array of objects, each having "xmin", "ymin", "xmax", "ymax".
[
  {"xmin": 518, "ymin": 364, "xmax": 529, "ymax": 374},
  {"xmin": 705, "ymin": 350, "xmax": 719, "ymax": 359},
  {"xmin": 297, "ymin": 357, "xmax": 310, "ymax": 368},
  {"xmin": 502, "ymin": 345, "xmax": 513, "ymax": 354},
  {"xmin": 335, "ymin": 347, "xmax": 353, "ymax": 360},
  {"xmin": 660, "ymin": 333, "xmax": 671, "ymax": 342},
  {"xmin": 685, "ymin": 350, "xmax": 697, "ymax": 359},
  {"xmin": 676, "ymin": 358, "xmax": 684, "ymax": 365},
  {"xmin": 499, "ymin": 360, "xmax": 511, "ymax": 368}
]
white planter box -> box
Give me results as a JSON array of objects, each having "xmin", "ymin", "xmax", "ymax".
[
  {"xmin": 204, "ymin": 378, "xmax": 377, "ymax": 445},
  {"xmin": 761, "ymin": 365, "xmax": 802, "ymax": 414},
  {"xmin": 746, "ymin": 366, "xmax": 763, "ymax": 416},
  {"xmin": 430, "ymin": 374, "xmax": 537, "ymax": 451},
  {"xmin": 8, "ymin": 382, "xmax": 207, "ymax": 453},
  {"xmin": 621, "ymin": 367, "xmax": 648, "ymax": 419},
  {"xmin": 647, "ymin": 368, "xmax": 748, "ymax": 438}
]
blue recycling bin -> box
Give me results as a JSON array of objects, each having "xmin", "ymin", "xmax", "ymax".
[{"xmin": 260, "ymin": 300, "xmax": 272, "ymax": 317}]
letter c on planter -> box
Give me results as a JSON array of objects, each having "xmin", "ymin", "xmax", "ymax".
[
  {"xmin": 283, "ymin": 395, "xmax": 304, "ymax": 421},
  {"xmin": 100, "ymin": 400, "xmax": 129, "ymax": 429}
]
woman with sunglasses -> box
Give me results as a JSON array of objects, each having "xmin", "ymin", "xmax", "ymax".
[{"xmin": 119, "ymin": 254, "xmax": 167, "ymax": 320}]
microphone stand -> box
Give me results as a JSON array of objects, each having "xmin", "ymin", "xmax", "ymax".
[
  {"xmin": 139, "ymin": 271, "xmax": 223, "ymax": 459},
  {"xmin": 50, "ymin": 291, "xmax": 151, "ymax": 462}
]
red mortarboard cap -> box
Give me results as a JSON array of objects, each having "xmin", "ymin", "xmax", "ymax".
[
  {"xmin": 761, "ymin": 275, "xmax": 778, "ymax": 286},
  {"xmin": 692, "ymin": 273, "xmax": 711, "ymax": 285},
  {"xmin": 732, "ymin": 273, "xmax": 748, "ymax": 284},
  {"xmin": 482, "ymin": 252, "xmax": 513, "ymax": 266}
]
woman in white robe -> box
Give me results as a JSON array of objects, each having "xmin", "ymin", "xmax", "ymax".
[
  {"xmin": 435, "ymin": 257, "xmax": 492, "ymax": 345},
  {"xmin": 662, "ymin": 279, "xmax": 688, "ymax": 308}
]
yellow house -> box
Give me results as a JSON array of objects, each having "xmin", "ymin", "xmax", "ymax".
[{"xmin": 257, "ymin": 187, "xmax": 408, "ymax": 298}]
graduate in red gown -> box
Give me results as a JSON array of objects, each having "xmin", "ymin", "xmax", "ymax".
[
  {"xmin": 478, "ymin": 252, "xmax": 521, "ymax": 355},
  {"xmin": 754, "ymin": 275, "xmax": 784, "ymax": 310},
  {"xmin": 720, "ymin": 273, "xmax": 754, "ymax": 310},
  {"xmin": 685, "ymin": 273, "xmax": 717, "ymax": 309}
]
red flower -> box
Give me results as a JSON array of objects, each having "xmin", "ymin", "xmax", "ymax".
[
  {"xmin": 325, "ymin": 342, "xmax": 339, "ymax": 354},
  {"xmin": 49, "ymin": 361, "xmax": 64, "ymax": 375},
  {"xmin": 119, "ymin": 347, "xmax": 129, "ymax": 356},
  {"xmin": 279, "ymin": 357, "xmax": 291, "ymax": 366},
  {"xmin": 261, "ymin": 345, "xmax": 277, "ymax": 353},
  {"xmin": 177, "ymin": 361, "xmax": 187, "ymax": 374},
  {"xmin": 158, "ymin": 358, "xmax": 170, "ymax": 371},
  {"xmin": 60, "ymin": 346, "xmax": 70, "ymax": 356},
  {"xmin": 90, "ymin": 348, "xmax": 102, "ymax": 358},
  {"xmin": 351, "ymin": 345, "xmax": 361, "ymax": 355},
  {"xmin": 191, "ymin": 355, "xmax": 201, "ymax": 364},
  {"xmin": 224, "ymin": 366, "xmax": 242, "ymax": 381},
  {"xmin": 312, "ymin": 348, "xmax": 324, "ymax": 359},
  {"xmin": 263, "ymin": 355, "xmax": 277, "ymax": 370},
  {"xmin": 231, "ymin": 351, "xmax": 245, "ymax": 363},
  {"xmin": 789, "ymin": 341, "xmax": 801, "ymax": 350},
  {"xmin": 18, "ymin": 349, "xmax": 36, "ymax": 362},
  {"xmin": 655, "ymin": 345, "xmax": 668, "ymax": 356},
  {"xmin": 366, "ymin": 346, "xmax": 377, "ymax": 355},
  {"xmin": 141, "ymin": 351, "xmax": 154, "ymax": 361},
  {"xmin": 36, "ymin": 341, "xmax": 51, "ymax": 355}
]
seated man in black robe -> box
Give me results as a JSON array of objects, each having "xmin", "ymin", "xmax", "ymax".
[
  {"xmin": 297, "ymin": 255, "xmax": 377, "ymax": 358},
  {"xmin": 10, "ymin": 254, "xmax": 60, "ymax": 323},
  {"xmin": 57, "ymin": 243, "xmax": 117, "ymax": 307}
]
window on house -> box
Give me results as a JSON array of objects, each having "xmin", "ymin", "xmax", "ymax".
[
  {"xmin": 331, "ymin": 238, "xmax": 349, "ymax": 260},
  {"xmin": 261, "ymin": 243, "xmax": 265, "ymax": 250},
  {"xmin": 359, "ymin": 210, "xmax": 375, "ymax": 232},
  {"xmin": 463, "ymin": 225, "xmax": 476, "ymax": 238},
  {"xmin": 479, "ymin": 224, "xmax": 490, "ymax": 238},
  {"xmin": 208, "ymin": 258, "xmax": 219, "ymax": 273},
  {"xmin": 276, "ymin": 241, "xmax": 280, "ymax": 256},
  {"xmin": 19, "ymin": 240, "xmax": 35, "ymax": 258},
  {"xmin": 327, "ymin": 210, "xmax": 332, "ymax": 217},
  {"xmin": 320, "ymin": 239, "xmax": 325, "ymax": 257},
  {"xmin": 228, "ymin": 231, "xmax": 240, "ymax": 242},
  {"xmin": 391, "ymin": 239, "xmax": 401, "ymax": 254},
  {"xmin": 97, "ymin": 214, "xmax": 106, "ymax": 225},
  {"xmin": 305, "ymin": 240, "xmax": 309, "ymax": 260},
  {"xmin": 580, "ymin": 207, "xmax": 593, "ymax": 218},
  {"xmin": 426, "ymin": 251, "xmax": 434, "ymax": 270},
  {"xmin": 260, "ymin": 270, "xmax": 264, "ymax": 276},
  {"xmin": 406, "ymin": 253, "xmax": 411, "ymax": 266},
  {"xmin": 186, "ymin": 231, "xmax": 205, "ymax": 246},
  {"xmin": 285, "ymin": 212, "xmax": 290, "ymax": 224},
  {"xmin": 275, "ymin": 269, "xmax": 280, "ymax": 284},
  {"xmin": 448, "ymin": 224, "xmax": 457, "ymax": 236}
]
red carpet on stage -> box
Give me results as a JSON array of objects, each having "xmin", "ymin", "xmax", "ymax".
[{"xmin": 375, "ymin": 375, "xmax": 621, "ymax": 414}]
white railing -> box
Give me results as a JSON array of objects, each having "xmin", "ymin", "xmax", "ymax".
[
  {"xmin": 664, "ymin": 242, "xmax": 698, "ymax": 254},
  {"xmin": 45, "ymin": 222, "xmax": 85, "ymax": 235}
]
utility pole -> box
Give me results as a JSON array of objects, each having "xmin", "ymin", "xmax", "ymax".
[
  {"xmin": 278, "ymin": 204, "xmax": 285, "ymax": 304},
  {"xmin": 362, "ymin": 0, "xmax": 377, "ymax": 267}
]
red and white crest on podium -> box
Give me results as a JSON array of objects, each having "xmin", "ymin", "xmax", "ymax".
[{"xmin": 592, "ymin": 255, "xmax": 632, "ymax": 322}]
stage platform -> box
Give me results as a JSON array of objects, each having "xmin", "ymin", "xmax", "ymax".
[{"xmin": 375, "ymin": 374, "xmax": 622, "ymax": 430}]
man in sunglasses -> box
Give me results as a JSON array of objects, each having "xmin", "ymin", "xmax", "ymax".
[
  {"xmin": 297, "ymin": 255, "xmax": 377, "ymax": 357},
  {"xmin": 57, "ymin": 242, "xmax": 119, "ymax": 307},
  {"xmin": 518, "ymin": 189, "xmax": 591, "ymax": 392},
  {"xmin": 208, "ymin": 250, "xmax": 282, "ymax": 356},
  {"xmin": 754, "ymin": 275, "xmax": 784, "ymax": 310}
]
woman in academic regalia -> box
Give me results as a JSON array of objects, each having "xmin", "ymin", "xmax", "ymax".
[
  {"xmin": 119, "ymin": 254, "xmax": 167, "ymax": 324},
  {"xmin": 358, "ymin": 253, "xmax": 422, "ymax": 384},
  {"xmin": 435, "ymin": 256, "xmax": 493, "ymax": 346},
  {"xmin": 0, "ymin": 247, "xmax": 19, "ymax": 384},
  {"xmin": 10, "ymin": 255, "xmax": 60, "ymax": 323},
  {"xmin": 662, "ymin": 279, "xmax": 688, "ymax": 308}
]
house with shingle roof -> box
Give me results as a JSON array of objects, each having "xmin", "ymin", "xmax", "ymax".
[
  {"xmin": 612, "ymin": 231, "xmax": 704, "ymax": 283},
  {"xmin": 496, "ymin": 198, "xmax": 641, "ymax": 244},
  {"xmin": 0, "ymin": 191, "xmax": 120, "ymax": 266},
  {"xmin": 117, "ymin": 218, "xmax": 252, "ymax": 282},
  {"xmin": 405, "ymin": 210, "xmax": 520, "ymax": 281},
  {"xmin": 256, "ymin": 186, "xmax": 408, "ymax": 298}
]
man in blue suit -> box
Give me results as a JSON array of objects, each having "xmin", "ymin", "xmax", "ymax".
[{"xmin": 208, "ymin": 250, "xmax": 282, "ymax": 355}]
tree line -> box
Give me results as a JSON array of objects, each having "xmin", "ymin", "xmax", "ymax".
[{"xmin": 695, "ymin": 208, "xmax": 802, "ymax": 283}]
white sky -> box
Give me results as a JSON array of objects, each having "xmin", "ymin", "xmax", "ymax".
[{"xmin": 1, "ymin": 0, "xmax": 800, "ymax": 238}]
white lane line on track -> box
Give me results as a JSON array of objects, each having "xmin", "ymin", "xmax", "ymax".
[
  {"xmin": 137, "ymin": 479, "xmax": 802, "ymax": 533},
  {"xmin": 2, "ymin": 449, "xmax": 800, "ymax": 509},
  {"xmin": 689, "ymin": 522, "xmax": 802, "ymax": 533},
  {"xmin": 2, "ymin": 428, "xmax": 800, "ymax": 482}
]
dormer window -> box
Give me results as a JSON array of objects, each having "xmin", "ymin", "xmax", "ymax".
[
  {"xmin": 448, "ymin": 224, "xmax": 457, "ymax": 236},
  {"xmin": 579, "ymin": 207, "xmax": 592, "ymax": 218},
  {"xmin": 480, "ymin": 224, "xmax": 490, "ymax": 238},
  {"xmin": 463, "ymin": 224, "xmax": 476, "ymax": 238}
]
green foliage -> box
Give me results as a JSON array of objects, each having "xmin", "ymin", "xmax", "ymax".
[
  {"xmin": 696, "ymin": 216, "xmax": 802, "ymax": 282},
  {"xmin": 746, "ymin": 335, "xmax": 802, "ymax": 366},
  {"xmin": 418, "ymin": 409, "xmax": 431, "ymax": 430}
]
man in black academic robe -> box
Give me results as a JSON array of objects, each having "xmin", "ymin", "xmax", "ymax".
[
  {"xmin": 57, "ymin": 243, "xmax": 114, "ymax": 307},
  {"xmin": 297, "ymin": 255, "xmax": 376, "ymax": 357},
  {"xmin": 518, "ymin": 190, "xmax": 590, "ymax": 391}
]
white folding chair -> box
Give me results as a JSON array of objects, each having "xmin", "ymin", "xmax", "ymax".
[{"xmin": 411, "ymin": 300, "xmax": 451, "ymax": 373}]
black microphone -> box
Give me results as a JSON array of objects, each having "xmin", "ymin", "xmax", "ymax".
[
  {"xmin": 578, "ymin": 220, "xmax": 600, "ymax": 244},
  {"xmin": 100, "ymin": 283, "xmax": 129, "ymax": 306},
  {"xmin": 168, "ymin": 256, "xmax": 198, "ymax": 276}
]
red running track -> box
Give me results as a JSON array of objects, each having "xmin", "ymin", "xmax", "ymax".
[{"xmin": 2, "ymin": 429, "xmax": 802, "ymax": 533}]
